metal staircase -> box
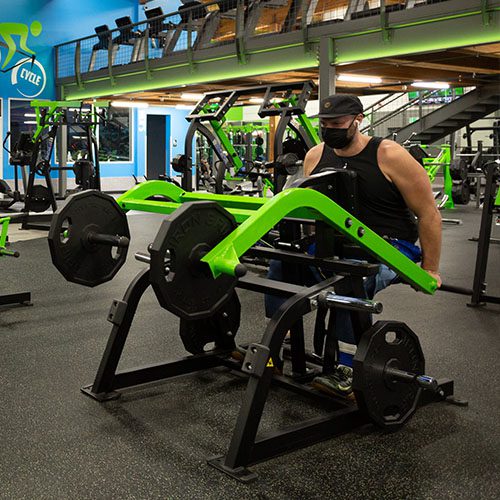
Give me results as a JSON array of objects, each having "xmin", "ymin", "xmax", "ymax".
[{"xmin": 393, "ymin": 80, "xmax": 500, "ymax": 144}]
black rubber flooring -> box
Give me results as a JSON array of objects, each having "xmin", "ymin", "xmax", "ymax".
[{"xmin": 0, "ymin": 206, "xmax": 499, "ymax": 499}]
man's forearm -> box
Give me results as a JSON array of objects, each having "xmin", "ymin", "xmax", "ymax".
[{"xmin": 418, "ymin": 210, "xmax": 442, "ymax": 272}]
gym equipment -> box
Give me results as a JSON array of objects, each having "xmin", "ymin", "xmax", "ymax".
[
  {"xmin": 440, "ymin": 161, "xmax": 500, "ymax": 307},
  {"xmin": 181, "ymin": 81, "xmax": 319, "ymax": 194},
  {"xmin": 171, "ymin": 154, "xmax": 187, "ymax": 174},
  {"xmin": 451, "ymin": 181, "xmax": 471, "ymax": 205},
  {"xmin": 0, "ymin": 217, "xmax": 32, "ymax": 307},
  {"xmin": 149, "ymin": 201, "xmax": 240, "ymax": 319},
  {"xmin": 77, "ymin": 177, "xmax": 456, "ymax": 482},
  {"xmin": 3, "ymin": 100, "xmax": 109, "ymax": 229},
  {"xmin": 179, "ymin": 291, "xmax": 240, "ymax": 354},
  {"xmin": 48, "ymin": 191, "xmax": 130, "ymax": 287},
  {"xmin": 449, "ymin": 158, "xmax": 468, "ymax": 181},
  {"xmin": 44, "ymin": 169, "xmax": 463, "ymax": 480},
  {"xmin": 353, "ymin": 321, "xmax": 435, "ymax": 429}
]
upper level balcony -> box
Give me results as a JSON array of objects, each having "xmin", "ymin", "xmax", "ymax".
[{"xmin": 54, "ymin": 0, "xmax": 500, "ymax": 100}]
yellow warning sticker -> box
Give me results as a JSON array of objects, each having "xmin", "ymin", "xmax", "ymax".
[{"xmin": 266, "ymin": 358, "xmax": 274, "ymax": 368}]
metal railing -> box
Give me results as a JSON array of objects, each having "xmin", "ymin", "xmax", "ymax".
[
  {"xmin": 55, "ymin": 0, "xmax": 445, "ymax": 81},
  {"xmin": 361, "ymin": 89, "xmax": 474, "ymax": 138}
]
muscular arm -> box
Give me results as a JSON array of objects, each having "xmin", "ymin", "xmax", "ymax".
[{"xmin": 378, "ymin": 140, "xmax": 442, "ymax": 282}]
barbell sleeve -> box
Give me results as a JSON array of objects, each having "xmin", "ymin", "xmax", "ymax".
[
  {"xmin": 134, "ymin": 252, "xmax": 151, "ymax": 264},
  {"xmin": 87, "ymin": 232, "xmax": 130, "ymax": 248},
  {"xmin": 385, "ymin": 366, "xmax": 440, "ymax": 393},
  {"xmin": 317, "ymin": 291, "xmax": 383, "ymax": 314},
  {"xmin": 439, "ymin": 284, "xmax": 473, "ymax": 296}
]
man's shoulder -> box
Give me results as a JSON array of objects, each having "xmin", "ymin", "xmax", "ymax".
[{"xmin": 305, "ymin": 143, "xmax": 324, "ymax": 159}]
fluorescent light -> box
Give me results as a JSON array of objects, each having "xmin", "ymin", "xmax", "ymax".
[
  {"xmin": 24, "ymin": 120, "xmax": 37, "ymax": 124},
  {"xmin": 181, "ymin": 93, "xmax": 204, "ymax": 101},
  {"xmin": 111, "ymin": 100, "xmax": 149, "ymax": 108},
  {"xmin": 337, "ymin": 74, "xmax": 382, "ymax": 84},
  {"xmin": 24, "ymin": 113, "xmax": 36, "ymax": 117},
  {"xmin": 175, "ymin": 104, "xmax": 194, "ymax": 110},
  {"xmin": 412, "ymin": 81, "xmax": 450, "ymax": 89},
  {"xmin": 249, "ymin": 97, "xmax": 264, "ymax": 104}
]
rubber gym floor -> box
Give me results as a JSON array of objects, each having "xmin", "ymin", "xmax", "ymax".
[{"xmin": 1, "ymin": 205, "xmax": 499, "ymax": 500}]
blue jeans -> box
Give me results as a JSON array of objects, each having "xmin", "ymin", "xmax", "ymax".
[{"xmin": 265, "ymin": 259, "xmax": 398, "ymax": 345}]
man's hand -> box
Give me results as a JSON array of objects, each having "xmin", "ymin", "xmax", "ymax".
[{"xmin": 424, "ymin": 269, "xmax": 442, "ymax": 288}]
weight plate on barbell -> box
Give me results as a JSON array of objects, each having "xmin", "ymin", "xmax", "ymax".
[
  {"xmin": 48, "ymin": 190, "xmax": 130, "ymax": 287},
  {"xmin": 28, "ymin": 184, "xmax": 52, "ymax": 213},
  {"xmin": 353, "ymin": 320, "xmax": 425, "ymax": 430},
  {"xmin": 149, "ymin": 201, "xmax": 237, "ymax": 320},
  {"xmin": 449, "ymin": 159, "xmax": 468, "ymax": 181},
  {"xmin": 179, "ymin": 291, "xmax": 241, "ymax": 354}
]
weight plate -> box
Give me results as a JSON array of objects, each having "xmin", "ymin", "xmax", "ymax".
[
  {"xmin": 452, "ymin": 181, "xmax": 470, "ymax": 205},
  {"xmin": 353, "ymin": 320, "xmax": 425, "ymax": 430},
  {"xmin": 179, "ymin": 291, "xmax": 240, "ymax": 354},
  {"xmin": 449, "ymin": 159, "xmax": 468, "ymax": 181},
  {"xmin": 171, "ymin": 154, "xmax": 187, "ymax": 173},
  {"xmin": 28, "ymin": 184, "xmax": 52, "ymax": 213},
  {"xmin": 48, "ymin": 190, "xmax": 130, "ymax": 287},
  {"xmin": 149, "ymin": 201, "xmax": 237, "ymax": 320}
]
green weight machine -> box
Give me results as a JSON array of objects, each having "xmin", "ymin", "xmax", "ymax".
[
  {"xmin": 408, "ymin": 143, "xmax": 472, "ymax": 209},
  {"xmin": 45, "ymin": 169, "xmax": 470, "ymax": 481},
  {"xmin": 172, "ymin": 81, "xmax": 319, "ymax": 195},
  {"xmin": 0, "ymin": 217, "xmax": 31, "ymax": 307},
  {"xmin": 4, "ymin": 100, "xmax": 109, "ymax": 229}
]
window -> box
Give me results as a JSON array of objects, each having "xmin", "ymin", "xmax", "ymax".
[
  {"xmin": 9, "ymin": 99, "xmax": 37, "ymax": 148},
  {"xmin": 67, "ymin": 105, "xmax": 92, "ymax": 162},
  {"xmin": 98, "ymin": 108, "xmax": 131, "ymax": 162}
]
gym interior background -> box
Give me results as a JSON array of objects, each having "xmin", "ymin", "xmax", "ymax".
[{"xmin": 0, "ymin": 0, "xmax": 499, "ymax": 498}]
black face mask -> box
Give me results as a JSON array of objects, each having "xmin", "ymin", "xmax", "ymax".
[{"xmin": 321, "ymin": 118, "xmax": 357, "ymax": 149}]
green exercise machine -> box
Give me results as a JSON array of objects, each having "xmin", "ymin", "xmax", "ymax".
[
  {"xmin": 0, "ymin": 217, "xmax": 32, "ymax": 307},
  {"xmin": 46, "ymin": 170, "xmax": 467, "ymax": 481}
]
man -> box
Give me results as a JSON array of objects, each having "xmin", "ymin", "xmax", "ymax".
[{"xmin": 268, "ymin": 94, "xmax": 442, "ymax": 398}]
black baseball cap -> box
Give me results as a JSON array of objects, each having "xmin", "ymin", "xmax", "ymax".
[{"xmin": 311, "ymin": 94, "xmax": 364, "ymax": 119}]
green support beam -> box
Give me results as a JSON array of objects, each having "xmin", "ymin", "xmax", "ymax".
[
  {"xmin": 333, "ymin": 9, "xmax": 500, "ymax": 64},
  {"xmin": 117, "ymin": 181, "xmax": 438, "ymax": 294}
]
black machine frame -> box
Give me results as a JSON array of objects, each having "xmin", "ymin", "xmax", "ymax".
[
  {"xmin": 81, "ymin": 242, "xmax": 454, "ymax": 482},
  {"xmin": 179, "ymin": 81, "xmax": 316, "ymax": 193}
]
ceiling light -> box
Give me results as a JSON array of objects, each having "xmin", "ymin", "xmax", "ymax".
[
  {"xmin": 181, "ymin": 93, "xmax": 204, "ymax": 101},
  {"xmin": 337, "ymin": 74, "xmax": 382, "ymax": 84},
  {"xmin": 249, "ymin": 97, "xmax": 264, "ymax": 104},
  {"xmin": 24, "ymin": 113, "xmax": 36, "ymax": 117},
  {"xmin": 412, "ymin": 81, "xmax": 450, "ymax": 89},
  {"xmin": 24, "ymin": 120, "xmax": 37, "ymax": 124},
  {"xmin": 111, "ymin": 101, "xmax": 149, "ymax": 108},
  {"xmin": 175, "ymin": 104, "xmax": 194, "ymax": 110}
]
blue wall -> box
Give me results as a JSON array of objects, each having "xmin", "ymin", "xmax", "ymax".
[{"xmin": 0, "ymin": 0, "xmax": 191, "ymax": 181}]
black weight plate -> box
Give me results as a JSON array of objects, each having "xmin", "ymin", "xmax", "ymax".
[
  {"xmin": 29, "ymin": 184, "xmax": 52, "ymax": 213},
  {"xmin": 150, "ymin": 201, "xmax": 237, "ymax": 320},
  {"xmin": 171, "ymin": 154, "xmax": 187, "ymax": 173},
  {"xmin": 452, "ymin": 182, "xmax": 470, "ymax": 205},
  {"xmin": 179, "ymin": 291, "xmax": 240, "ymax": 354},
  {"xmin": 48, "ymin": 190, "xmax": 130, "ymax": 287},
  {"xmin": 449, "ymin": 159, "xmax": 468, "ymax": 181},
  {"xmin": 353, "ymin": 320, "xmax": 425, "ymax": 430}
]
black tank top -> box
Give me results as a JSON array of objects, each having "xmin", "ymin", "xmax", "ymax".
[{"xmin": 311, "ymin": 137, "xmax": 418, "ymax": 243}]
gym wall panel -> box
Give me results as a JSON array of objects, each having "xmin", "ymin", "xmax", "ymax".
[{"xmin": 0, "ymin": 0, "xmax": 139, "ymax": 180}]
